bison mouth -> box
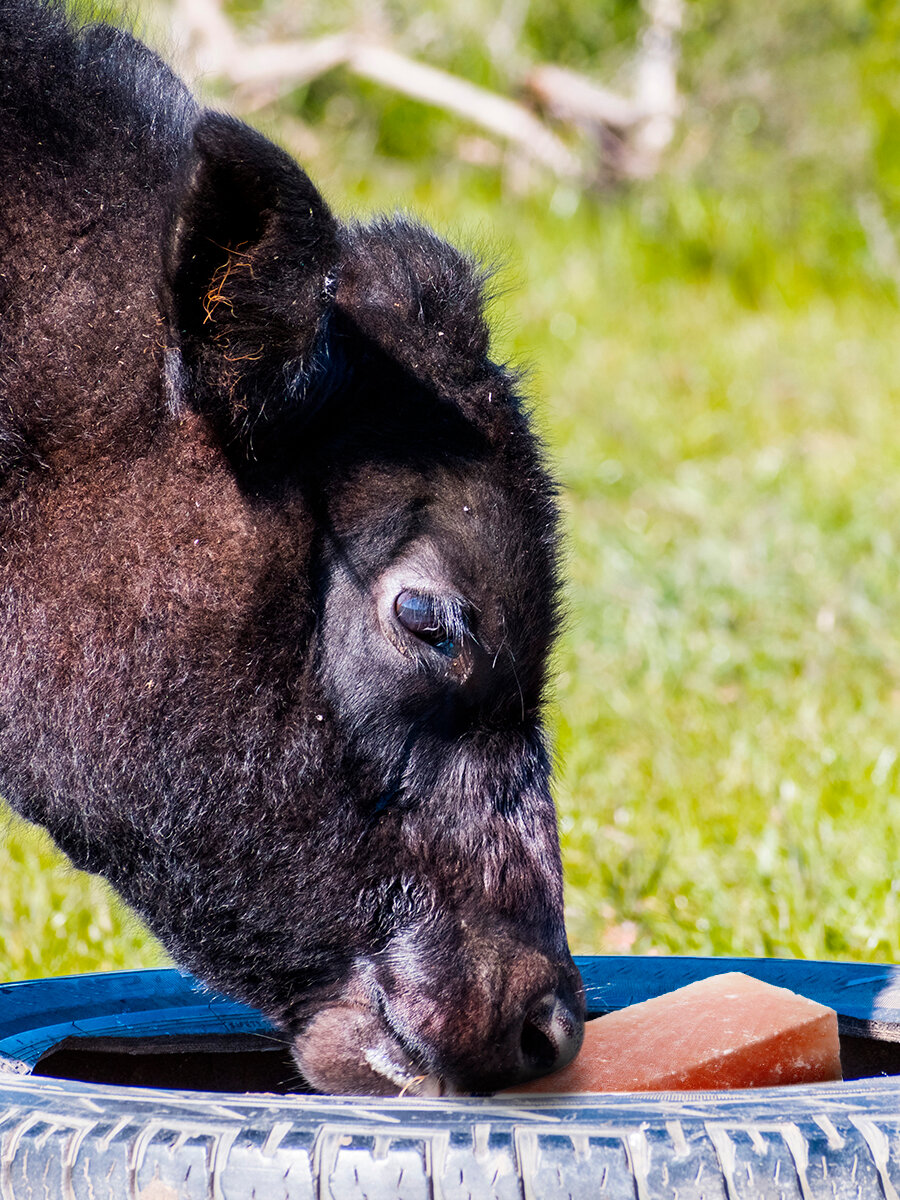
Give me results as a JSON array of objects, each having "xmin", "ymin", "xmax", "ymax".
[
  {"xmin": 291, "ymin": 974, "xmax": 582, "ymax": 1097},
  {"xmin": 292, "ymin": 995, "xmax": 446, "ymax": 1097}
]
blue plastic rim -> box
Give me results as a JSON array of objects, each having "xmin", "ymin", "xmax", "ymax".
[
  {"xmin": 2, "ymin": 954, "xmax": 899, "ymax": 1078},
  {"xmin": 3, "ymin": 957, "xmax": 900, "ymax": 1200}
]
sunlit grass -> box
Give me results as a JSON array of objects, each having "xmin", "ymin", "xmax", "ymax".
[
  {"xmin": 526, "ymin": 226, "xmax": 900, "ymax": 962},
  {"xmin": 0, "ymin": 807, "xmax": 168, "ymax": 980}
]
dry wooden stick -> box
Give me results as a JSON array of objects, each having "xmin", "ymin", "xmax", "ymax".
[
  {"xmin": 347, "ymin": 43, "xmax": 580, "ymax": 178},
  {"xmin": 170, "ymin": 0, "xmax": 581, "ymax": 179},
  {"xmin": 171, "ymin": 0, "xmax": 683, "ymax": 182},
  {"xmin": 526, "ymin": 0, "xmax": 684, "ymax": 180},
  {"xmin": 526, "ymin": 64, "xmax": 642, "ymax": 131}
]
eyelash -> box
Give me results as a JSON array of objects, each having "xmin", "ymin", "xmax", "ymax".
[{"xmin": 393, "ymin": 590, "xmax": 468, "ymax": 659}]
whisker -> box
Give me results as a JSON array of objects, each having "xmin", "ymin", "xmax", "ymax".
[
  {"xmin": 504, "ymin": 643, "xmax": 525, "ymax": 722},
  {"xmin": 490, "ymin": 636, "xmax": 526, "ymax": 721},
  {"xmin": 277, "ymin": 1070, "xmax": 309, "ymax": 1092},
  {"xmin": 491, "ymin": 637, "xmax": 506, "ymax": 670},
  {"xmin": 399, "ymin": 1073, "xmax": 428, "ymax": 1097},
  {"xmin": 242, "ymin": 1028, "xmax": 291, "ymax": 1047}
]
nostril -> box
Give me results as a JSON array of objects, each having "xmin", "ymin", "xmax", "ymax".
[
  {"xmin": 520, "ymin": 1016, "xmax": 558, "ymax": 1072},
  {"xmin": 517, "ymin": 992, "xmax": 583, "ymax": 1082}
]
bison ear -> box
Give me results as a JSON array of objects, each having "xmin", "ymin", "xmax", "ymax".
[{"xmin": 163, "ymin": 112, "xmax": 341, "ymax": 447}]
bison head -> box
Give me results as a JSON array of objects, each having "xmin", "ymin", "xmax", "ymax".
[{"xmin": 8, "ymin": 106, "xmax": 583, "ymax": 1095}]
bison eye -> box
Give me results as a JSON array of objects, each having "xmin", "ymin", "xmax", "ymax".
[{"xmin": 394, "ymin": 590, "xmax": 463, "ymax": 659}]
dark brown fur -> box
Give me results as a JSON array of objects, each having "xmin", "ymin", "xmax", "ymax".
[{"xmin": 0, "ymin": 0, "xmax": 584, "ymax": 1094}]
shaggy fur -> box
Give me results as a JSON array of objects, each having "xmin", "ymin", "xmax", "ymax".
[{"xmin": 0, "ymin": 0, "xmax": 584, "ymax": 1094}]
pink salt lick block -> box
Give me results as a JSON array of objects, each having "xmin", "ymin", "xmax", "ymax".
[{"xmin": 503, "ymin": 971, "xmax": 842, "ymax": 1094}]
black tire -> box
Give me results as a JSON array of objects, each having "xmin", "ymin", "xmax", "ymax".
[{"xmin": 2, "ymin": 955, "xmax": 900, "ymax": 1198}]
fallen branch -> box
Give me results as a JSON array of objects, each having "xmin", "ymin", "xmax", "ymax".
[
  {"xmin": 526, "ymin": 0, "xmax": 683, "ymax": 180},
  {"xmin": 170, "ymin": 0, "xmax": 683, "ymax": 183},
  {"xmin": 171, "ymin": 0, "xmax": 581, "ymax": 179},
  {"xmin": 631, "ymin": 0, "xmax": 684, "ymax": 174},
  {"xmin": 347, "ymin": 44, "xmax": 580, "ymax": 178},
  {"xmin": 526, "ymin": 64, "xmax": 643, "ymax": 132}
]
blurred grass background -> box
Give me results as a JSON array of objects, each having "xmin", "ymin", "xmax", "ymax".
[{"xmin": 4, "ymin": 0, "xmax": 900, "ymax": 979}]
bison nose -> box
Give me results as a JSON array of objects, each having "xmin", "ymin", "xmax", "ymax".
[
  {"xmin": 512, "ymin": 990, "xmax": 583, "ymax": 1086},
  {"xmin": 435, "ymin": 955, "xmax": 585, "ymax": 1094}
]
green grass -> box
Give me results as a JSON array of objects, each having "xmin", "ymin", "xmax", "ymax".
[
  {"xmin": 4, "ymin": 0, "xmax": 900, "ymax": 981},
  {"xmin": 497, "ymin": 199, "xmax": 900, "ymax": 962},
  {"xmin": 0, "ymin": 811, "xmax": 169, "ymax": 979},
  {"xmin": 548, "ymin": 282, "xmax": 900, "ymax": 961}
]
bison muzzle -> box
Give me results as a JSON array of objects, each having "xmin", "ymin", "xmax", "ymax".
[{"xmin": 0, "ymin": 0, "xmax": 585, "ymax": 1094}]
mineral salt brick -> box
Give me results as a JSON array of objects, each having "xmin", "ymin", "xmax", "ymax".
[{"xmin": 503, "ymin": 972, "xmax": 842, "ymax": 1094}]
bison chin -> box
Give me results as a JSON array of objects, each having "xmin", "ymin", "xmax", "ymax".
[{"xmin": 294, "ymin": 1004, "xmax": 444, "ymax": 1097}]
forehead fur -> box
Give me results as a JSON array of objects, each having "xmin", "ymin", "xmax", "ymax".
[{"xmin": 334, "ymin": 217, "xmax": 493, "ymax": 390}]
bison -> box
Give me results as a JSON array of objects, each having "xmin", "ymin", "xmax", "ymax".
[{"xmin": 0, "ymin": 0, "xmax": 585, "ymax": 1095}]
